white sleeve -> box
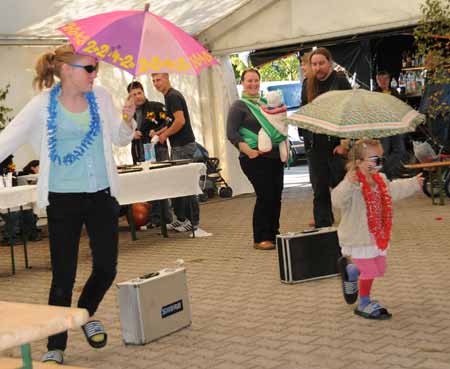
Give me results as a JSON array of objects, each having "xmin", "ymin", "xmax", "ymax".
[
  {"xmin": 0, "ymin": 94, "xmax": 44, "ymax": 163},
  {"xmin": 331, "ymin": 176, "xmax": 356, "ymax": 209},
  {"xmin": 388, "ymin": 176, "xmax": 421, "ymax": 202}
]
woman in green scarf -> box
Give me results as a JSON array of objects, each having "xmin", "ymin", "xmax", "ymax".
[{"xmin": 226, "ymin": 68, "xmax": 285, "ymax": 250}]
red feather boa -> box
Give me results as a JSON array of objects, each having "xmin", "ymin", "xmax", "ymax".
[{"xmin": 357, "ymin": 171, "xmax": 393, "ymax": 250}]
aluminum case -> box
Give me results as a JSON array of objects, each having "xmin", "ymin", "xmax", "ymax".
[{"xmin": 117, "ymin": 267, "xmax": 191, "ymax": 344}]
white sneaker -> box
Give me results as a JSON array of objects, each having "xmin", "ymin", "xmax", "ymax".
[
  {"xmin": 189, "ymin": 227, "xmax": 212, "ymax": 238},
  {"xmin": 166, "ymin": 220, "xmax": 184, "ymax": 231},
  {"xmin": 173, "ymin": 219, "xmax": 194, "ymax": 232}
]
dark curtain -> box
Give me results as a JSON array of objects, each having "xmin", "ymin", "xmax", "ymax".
[
  {"xmin": 371, "ymin": 35, "xmax": 415, "ymax": 79},
  {"xmin": 326, "ymin": 40, "xmax": 372, "ymax": 89},
  {"xmin": 248, "ymin": 27, "xmax": 417, "ymax": 90},
  {"xmin": 249, "ymin": 41, "xmax": 372, "ymax": 89}
]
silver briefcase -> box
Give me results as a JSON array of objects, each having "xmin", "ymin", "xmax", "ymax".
[{"xmin": 117, "ymin": 266, "xmax": 191, "ymax": 345}]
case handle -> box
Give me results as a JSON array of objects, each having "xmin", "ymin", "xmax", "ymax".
[{"xmin": 140, "ymin": 272, "xmax": 160, "ymax": 279}]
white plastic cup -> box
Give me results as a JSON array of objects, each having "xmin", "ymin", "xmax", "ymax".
[
  {"xmin": 151, "ymin": 135, "xmax": 159, "ymax": 144},
  {"xmin": 5, "ymin": 172, "xmax": 12, "ymax": 187}
]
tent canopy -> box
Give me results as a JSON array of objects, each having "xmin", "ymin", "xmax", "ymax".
[
  {"xmin": 0, "ymin": 0, "xmax": 423, "ymax": 50},
  {"xmin": 0, "ymin": 0, "xmax": 250, "ymax": 42},
  {"xmin": 197, "ymin": 0, "xmax": 422, "ymax": 54}
]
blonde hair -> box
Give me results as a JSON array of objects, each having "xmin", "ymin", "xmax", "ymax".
[
  {"xmin": 301, "ymin": 52, "xmax": 311, "ymax": 65},
  {"xmin": 33, "ymin": 44, "xmax": 78, "ymax": 90},
  {"xmin": 347, "ymin": 139, "xmax": 383, "ymax": 171},
  {"xmin": 151, "ymin": 73, "xmax": 169, "ymax": 79}
]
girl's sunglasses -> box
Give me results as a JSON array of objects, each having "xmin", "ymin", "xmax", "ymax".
[
  {"xmin": 366, "ymin": 155, "xmax": 385, "ymax": 169},
  {"xmin": 69, "ymin": 63, "xmax": 99, "ymax": 74}
]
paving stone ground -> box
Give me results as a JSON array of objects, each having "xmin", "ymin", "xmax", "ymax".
[{"xmin": 1, "ymin": 165, "xmax": 450, "ymax": 369}]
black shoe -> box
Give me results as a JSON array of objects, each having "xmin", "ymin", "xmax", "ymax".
[
  {"xmin": 0, "ymin": 238, "xmax": 21, "ymax": 246},
  {"xmin": 29, "ymin": 232, "xmax": 43, "ymax": 242}
]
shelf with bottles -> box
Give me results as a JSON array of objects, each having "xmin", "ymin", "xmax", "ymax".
[
  {"xmin": 396, "ymin": 69, "xmax": 426, "ymax": 98},
  {"xmin": 401, "ymin": 50, "xmax": 425, "ymax": 69}
]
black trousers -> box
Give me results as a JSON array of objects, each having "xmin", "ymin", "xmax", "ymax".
[
  {"xmin": 46, "ymin": 189, "xmax": 120, "ymax": 351},
  {"xmin": 240, "ymin": 156, "xmax": 284, "ymax": 243},
  {"xmin": 307, "ymin": 149, "xmax": 346, "ymax": 228}
]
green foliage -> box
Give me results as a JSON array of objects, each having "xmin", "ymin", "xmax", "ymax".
[
  {"xmin": 414, "ymin": 0, "xmax": 450, "ymax": 119},
  {"xmin": 229, "ymin": 54, "xmax": 300, "ymax": 83},
  {"xmin": 0, "ymin": 84, "xmax": 12, "ymax": 131},
  {"xmin": 230, "ymin": 55, "xmax": 247, "ymax": 82},
  {"xmin": 259, "ymin": 55, "xmax": 299, "ymax": 81}
]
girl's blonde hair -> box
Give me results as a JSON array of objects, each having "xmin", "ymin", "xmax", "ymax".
[
  {"xmin": 347, "ymin": 139, "xmax": 383, "ymax": 171},
  {"xmin": 33, "ymin": 44, "xmax": 78, "ymax": 90}
]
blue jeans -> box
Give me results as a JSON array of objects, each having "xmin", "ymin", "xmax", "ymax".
[{"xmin": 171, "ymin": 142, "xmax": 200, "ymax": 226}]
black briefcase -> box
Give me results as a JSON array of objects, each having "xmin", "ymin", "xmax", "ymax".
[{"xmin": 276, "ymin": 227, "xmax": 342, "ymax": 284}]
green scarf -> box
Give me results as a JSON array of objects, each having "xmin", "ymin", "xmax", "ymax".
[
  {"xmin": 239, "ymin": 96, "xmax": 286, "ymax": 149},
  {"xmin": 241, "ymin": 91, "xmax": 264, "ymax": 104}
]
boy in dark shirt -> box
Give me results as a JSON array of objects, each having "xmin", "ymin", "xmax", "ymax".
[
  {"xmin": 152, "ymin": 73, "xmax": 199, "ymax": 232},
  {"xmin": 127, "ymin": 81, "xmax": 170, "ymax": 163}
]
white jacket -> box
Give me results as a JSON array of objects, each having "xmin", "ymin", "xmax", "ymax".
[
  {"xmin": 331, "ymin": 174, "xmax": 421, "ymax": 248},
  {"xmin": 0, "ymin": 85, "xmax": 135, "ymax": 208}
]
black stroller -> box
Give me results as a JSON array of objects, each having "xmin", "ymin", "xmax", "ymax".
[{"xmin": 194, "ymin": 143, "xmax": 233, "ymax": 202}]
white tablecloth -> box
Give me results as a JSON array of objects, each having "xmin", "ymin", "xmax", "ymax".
[
  {"xmin": 0, "ymin": 185, "xmax": 37, "ymax": 210},
  {"xmin": 116, "ymin": 163, "xmax": 206, "ymax": 205},
  {"xmin": 0, "ymin": 163, "xmax": 206, "ymax": 211}
]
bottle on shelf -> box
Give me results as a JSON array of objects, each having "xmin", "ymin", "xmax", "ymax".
[
  {"xmin": 402, "ymin": 51, "xmax": 407, "ymax": 68},
  {"xmin": 398, "ymin": 72, "xmax": 406, "ymax": 95},
  {"xmin": 390, "ymin": 78, "xmax": 398, "ymax": 90},
  {"xmin": 410, "ymin": 72, "xmax": 417, "ymax": 95},
  {"xmin": 406, "ymin": 52, "xmax": 412, "ymax": 68}
]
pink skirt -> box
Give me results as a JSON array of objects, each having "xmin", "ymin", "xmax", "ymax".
[{"xmin": 352, "ymin": 256, "xmax": 386, "ymax": 279}]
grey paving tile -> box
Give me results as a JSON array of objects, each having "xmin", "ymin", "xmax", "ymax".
[{"xmin": 1, "ymin": 170, "xmax": 450, "ymax": 369}]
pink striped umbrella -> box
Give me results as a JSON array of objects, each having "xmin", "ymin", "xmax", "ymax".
[{"xmin": 58, "ymin": 4, "xmax": 218, "ymax": 76}]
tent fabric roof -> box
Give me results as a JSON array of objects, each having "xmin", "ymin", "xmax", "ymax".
[
  {"xmin": 198, "ymin": 0, "xmax": 424, "ymax": 54},
  {"xmin": 0, "ymin": 0, "xmax": 425, "ymax": 54},
  {"xmin": 0, "ymin": 0, "xmax": 250, "ymax": 40}
]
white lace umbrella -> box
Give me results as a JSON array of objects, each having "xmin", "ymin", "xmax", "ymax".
[{"xmin": 286, "ymin": 89, "xmax": 425, "ymax": 138}]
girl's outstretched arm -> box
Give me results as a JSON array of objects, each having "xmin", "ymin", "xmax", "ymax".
[{"xmin": 388, "ymin": 174, "xmax": 423, "ymax": 201}]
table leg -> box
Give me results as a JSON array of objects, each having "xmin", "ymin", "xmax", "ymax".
[
  {"xmin": 19, "ymin": 206, "xmax": 30, "ymax": 269},
  {"xmin": 160, "ymin": 200, "xmax": 168, "ymax": 238},
  {"xmin": 127, "ymin": 206, "xmax": 137, "ymax": 241},
  {"xmin": 20, "ymin": 343, "xmax": 33, "ymax": 369},
  {"xmin": 429, "ymin": 171, "xmax": 436, "ymax": 205},
  {"xmin": 438, "ymin": 167, "xmax": 445, "ymax": 205},
  {"xmin": 6, "ymin": 208, "xmax": 16, "ymax": 275},
  {"xmin": 189, "ymin": 200, "xmax": 195, "ymax": 239}
]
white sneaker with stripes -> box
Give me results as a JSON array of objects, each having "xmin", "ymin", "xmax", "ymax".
[
  {"xmin": 166, "ymin": 220, "xmax": 185, "ymax": 231},
  {"xmin": 173, "ymin": 219, "xmax": 195, "ymax": 232}
]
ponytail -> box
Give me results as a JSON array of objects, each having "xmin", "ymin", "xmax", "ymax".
[
  {"xmin": 33, "ymin": 52, "xmax": 56, "ymax": 90},
  {"xmin": 33, "ymin": 44, "xmax": 76, "ymax": 90}
]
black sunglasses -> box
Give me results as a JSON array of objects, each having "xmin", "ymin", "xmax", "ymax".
[
  {"xmin": 367, "ymin": 155, "xmax": 385, "ymax": 167},
  {"xmin": 69, "ymin": 63, "xmax": 99, "ymax": 74}
]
